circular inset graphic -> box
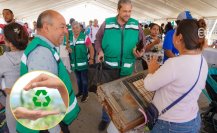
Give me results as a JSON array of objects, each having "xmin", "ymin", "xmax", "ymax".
[{"xmin": 10, "ymin": 71, "xmax": 69, "ymax": 130}]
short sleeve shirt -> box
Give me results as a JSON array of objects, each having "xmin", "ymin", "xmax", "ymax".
[
  {"xmin": 163, "ymin": 29, "xmax": 179, "ymax": 62},
  {"xmin": 27, "ymin": 35, "xmax": 58, "ymax": 75}
]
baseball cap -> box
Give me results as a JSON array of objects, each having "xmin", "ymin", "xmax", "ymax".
[{"xmin": 177, "ymin": 11, "xmax": 193, "ymax": 21}]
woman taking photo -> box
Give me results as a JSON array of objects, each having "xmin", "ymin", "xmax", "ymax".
[{"xmin": 144, "ymin": 19, "xmax": 208, "ymax": 133}]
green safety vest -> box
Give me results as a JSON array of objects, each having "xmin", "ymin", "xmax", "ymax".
[
  {"xmin": 102, "ymin": 17, "xmax": 139, "ymax": 76},
  {"xmin": 63, "ymin": 25, "xmax": 73, "ymax": 46},
  {"xmin": 68, "ymin": 32, "xmax": 88, "ymax": 71},
  {"xmin": 18, "ymin": 37, "xmax": 80, "ymax": 133}
]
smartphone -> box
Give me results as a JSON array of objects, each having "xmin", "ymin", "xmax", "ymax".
[{"xmin": 136, "ymin": 40, "xmax": 143, "ymax": 52}]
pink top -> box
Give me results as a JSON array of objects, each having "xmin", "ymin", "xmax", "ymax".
[
  {"xmin": 144, "ymin": 54, "xmax": 208, "ymax": 122},
  {"xmin": 84, "ymin": 35, "xmax": 92, "ymax": 47}
]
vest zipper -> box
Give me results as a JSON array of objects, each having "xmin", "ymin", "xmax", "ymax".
[
  {"xmin": 74, "ymin": 37, "xmax": 77, "ymax": 68},
  {"xmin": 120, "ymin": 27, "xmax": 124, "ymax": 68},
  {"xmin": 74, "ymin": 45, "xmax": 76, "ymax": 68}
]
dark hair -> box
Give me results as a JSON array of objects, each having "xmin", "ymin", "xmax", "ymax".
[
  {"xmin": 149, "ymin": 23, "xmax": 154, "ymax": 28},
  {"xmin": 3, "ymin": 9, "xmax": 13, "ymax": 14},
  {"xmin": 3, "ymin": 23, "xmax": 28, "ymax": 50},
  {"xmin": 165, "ymin": 22, "xmax": 173, "ymax": 34},
  {"xmin": 69, "ymin": 18, "xmax": 75, "ymax": 24},
  {"xmin": 175, "ymin": 20, "xmax": 181, "ymax": 26},
  {"xmin": 175, "ymin": 19, "xmax": 206, "ymax": 50},
  {"xmin": 117, "ymin": 0, "xmax": 131, "ymax": 10},
  {"xmin": 198, "ymin": 19, "xmax": 206, "ymax": 29},
  {"xmin": 150, "ymin": 23, "xmax": 159, "ymax": 29}
]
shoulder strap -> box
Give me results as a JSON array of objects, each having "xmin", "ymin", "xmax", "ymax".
[{"xmin": 160, "ymin": 55, "xmax": 203, "ymax": 115}]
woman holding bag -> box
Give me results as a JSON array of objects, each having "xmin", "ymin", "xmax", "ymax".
[{"xmin": 144, "ymin": 19, "xmax": 208, "ymax": 133}]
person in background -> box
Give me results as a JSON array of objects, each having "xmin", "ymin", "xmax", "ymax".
[
  {"xmin": 142, "ymin": 23, "xmax": 162, "ymax": 70},
  {"xmin": 144, "ymin": 19, "xmax": 208, "ymax": 133},
  {"xmin": 90, "ymin": 19, "xmax": 99, "ymax": 63},
  {"xmin": 139, "ymin": 23, "xmax": 144, "ymax": 30},
  {"xmin": 0, "ymin": 9, "xmax": 18, "ymax": 127},
  {"xmin": 80, "ymin": 23, "xmax": 85, "ymax": 33},
  {"xmin": 2, "ymin": 9, "xmax": 15, "ymax": 24},
  {"xmin": 163, "ymin": 11, "xmax": 193, "ymax": 62},
  {"xmin": 95, "ymin": 0, "xmax": 146, "ymax": 131},
  {"xmin": 145, "ymin": 23, "xmax": 161, "ymax": 52},
  {"xmin": 24, "ymin": 22, "xmax": 33, "ymax": 37},
  {"xmin": 31, "ymin": 21, "xmax": 37, "ymax": 36},
  {"xmin": 0, "ymin": 22, "xmax": 28, "ymax": 133},
  {"xmin": 85, "ymin": 20, "xmax": 93, "ymax": 35},
  {"xmin": 211, "ymin": 40, "xmax": 217, "ymax": 48},
  {"xmin": 144, "ymin": 24, "xmax": 150, "ymax": 36},
  {"xmin": 66, "ymin": 21, "xmax": 94, "ymax": 102},
  {"xmin": 64, "ymin": 18, "xmax": 75, "ymax": 47},
  {"xmin": 1, "ymin": 9, "xmax": 28, "ymax": 52},
  {"xmin": 67, "ymin": 18, "xmax": 75, "ymax": 34},
  {"xmin": 160, "ymin": 23, "xmax": 165, "ymax": 36},
  {"xmin": 0, "ymin": 9, "xmax": 16, "ymax": 52},
  {"xmin": 164, "ymin": 22, "xmax": 173, "ymax": 35}
]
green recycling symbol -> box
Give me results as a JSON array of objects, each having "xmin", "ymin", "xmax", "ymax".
[{"xmin": 32, "ymin": 90, "xmax": 51, "ymax": 107}]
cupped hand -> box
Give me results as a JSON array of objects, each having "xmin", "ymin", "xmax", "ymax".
[
  {"xmin": 23, "ymin": 73, "xmax": 68, "ymax": 107},
  {"xmin": 24, "ymin": 74, "xmax": 64, "ymax": 91},
  {"xmin": 148, "ymin": 56, "xmax": 160, "ymax": 74},
  {"xmin": 13, "ymin": 107, "xmax": 60, "ymax": 120}
]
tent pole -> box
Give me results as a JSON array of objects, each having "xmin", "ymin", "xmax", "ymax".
[{"xmin": 208, "ymin": 19, "xmax": 217, "ymax": 45}]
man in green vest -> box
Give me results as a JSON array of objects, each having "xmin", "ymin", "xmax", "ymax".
[
  {"xmin": 66, "ymin": 21, "xmax": 94, "ymax": 102},
  {"xmin": 19, "ymin": 10, "xmax": 80, "ymax": 133},
  {"xmin": 64, "ymin": 18, "xmax": 75, "ymax": 47},
  {"xmin": 95, "ymin": 0, "xmax": 146, "ymax": 131}
]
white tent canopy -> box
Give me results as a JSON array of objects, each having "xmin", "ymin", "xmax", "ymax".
[
  {"xmin": 0, "ymin": 0, "xmax": 217, "ymax": 42},
  {"xmin": 0, "ymin": 0, "xmax": 217, "ymax": 22}
]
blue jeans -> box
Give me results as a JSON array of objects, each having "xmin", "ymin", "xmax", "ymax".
[
  {"xmin": 102, "ymin": 108, "xmax": 110, "ymax": 123},
  {"xmin": 75, "ymin": 70, "xmax": 88, "ymax": 96},
  {"xmin": 151, "ymin": 113, "xmax": 201, "ymax": 133}
]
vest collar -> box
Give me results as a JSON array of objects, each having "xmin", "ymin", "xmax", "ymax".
[{"xmin": 35, "ymin": 34, "xmax": 56, "ymax": 49}]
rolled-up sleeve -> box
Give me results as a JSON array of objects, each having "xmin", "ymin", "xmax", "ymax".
[
  {"xmin": 138, "ymin": 25, "xmax": 146, "ymax": 47},
  {"xmin": 95, "ymin": 21, "xmax": 106, "ymax": 54}
]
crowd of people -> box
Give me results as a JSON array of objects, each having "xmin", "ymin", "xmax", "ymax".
[{"xmin": 0, "ymin": 0, "xmax": 214, "ymax": 133}]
